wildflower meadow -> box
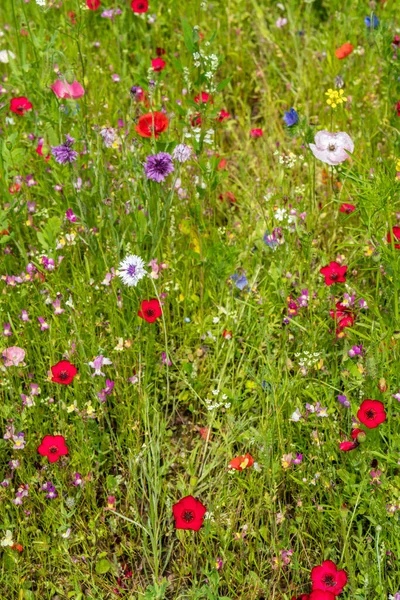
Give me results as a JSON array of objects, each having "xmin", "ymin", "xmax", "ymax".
[{"xmin": 1, "ymin": 0, "xmax": 400, "ymax": 598}]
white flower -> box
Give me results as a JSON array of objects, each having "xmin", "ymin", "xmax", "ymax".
[
  {"xmin": 309, "ymin": 130, "xmax": 354, "ymax": 166},
  {"xmin": 118, "ymin": 254, "xmax": 146, "ymax": 287},
  {"xmin": 0, "ymin": 530, "xmax": 13, "ymax": 547},
  {"xmin": 0, "ymin": 50, "xmax": 15, "ymax": 64},
  {"xmin": 290, "ymin": 408, "xmax": 303, "ymax": 422},
  {"xmin": 173, "ymin": 144, "xmax": 192, "ymax": 163},
  {"xmin": 61, "ymin": 528, "xmax": 71, "ymax": 539}
]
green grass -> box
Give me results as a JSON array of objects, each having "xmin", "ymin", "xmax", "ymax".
[{"xmin": 0, "ymin": 0, "xmax": 400, "ymax": 598}]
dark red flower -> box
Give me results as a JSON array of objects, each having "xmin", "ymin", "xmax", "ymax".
[
  {"xmin": 393, "ymin": 35, "xmax": 400, "ymax": 47},
  {"xmin": 131, "ymin": 0, "xmax": 148, "ymax": 12},
  {"xmin": 357, "ymin": 399, "xmax": 386, "ymax": 429},
  {"xmin": 397, "ymin": 101, "xmax": 400, "ymax": 117},
  {"xmin": 156, "ymin": 47, "xmax": 166, "ymax": 56},
  {"xmin": 219, "ymin": 191, "xmax": 236, "ymax": 204},
  {"xmin": 387, "ymin": 226, "xmax": 400, "ymax": 249},
  {"xmin": 135, "ymin": 112, "xmax": 168, "ymax": 138},
  {"xmin": 311, "ymin": 560, "xmax": 347, "ymax": 596},
  {"xmin": 191, "ymin": 113, "xmax": 202, "ymax": 127},
  {"xmin": 309, "ymin": 592, "xmax": 335, "ymax": 600},
  {"xmin": 151, "ymin": 57, "xmax": 166, "ymax": 71},
  {"xmin": 339, "ymin": 203, "xmax": 356, "ymax": 214},
  {"xmin": 86, "ymin": 0, "xmax": 100, "ymax": 8},
  {"xmin": 10, "ymin": 97, "xmax": 33, "ymax": 116},
  {"xmin": 38, "ymin": 435, "xmax": 69, "ymax": 463},
  {"xmin": 138, "ymin": 299, "xmax": 162, "ymax": 323},
  {"xmin": 172, "ymin": 495, "xmax": 206, "ymax": 531},
  {"xmin": 319, "ymin": 261, "xmax": 347, "ymax": 286},
  {"xmin": 229, "ymin": 453, "xmax": 254, "ymax": 471},
  {"xmin": 51, "ymin": 360, "xmax": 77, "ymax": 385},
  {"xmin": 194, "ymin": 92, "xmax": 212, "ymax": 105},
  {"xmin": 337, "ymin": 314, "xmax": 354, "ymax": 331}
]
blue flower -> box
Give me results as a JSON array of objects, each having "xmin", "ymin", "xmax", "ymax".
[
  {"xmin": 365, "ymin": 15, "xmax": 379, "ymax": 29},
  {"xmin": 230, "ymin": 273, "xmax": 248, "ymax": 291},
  {"xmin": 283, "ymin": 108, "xmax": 299, "ymax": 127}
]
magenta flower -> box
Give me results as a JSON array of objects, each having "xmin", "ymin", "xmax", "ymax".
[
  {"xmin": 51, "ymin": 80, "xmax": 85, "ymax": 99},
  {"xmin": 309, "ymin": 130, "xmax": 354, "ymax": 165},
  {"xmin": 88, "ymin": 355, "xmax": 112, "ymax": 376},
  {"xmin": 66, "ymin": 208, "xmax": 78, "ymax": 222}
]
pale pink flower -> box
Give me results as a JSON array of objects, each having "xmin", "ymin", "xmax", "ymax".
[
  {"xmin": 3, "ymin": 346, "xmax": 25, "ymax": 367},
  {"xmin": 309, "ymin": 130, "xmax": 354, "ymax": 165},
  {"xmin": 50, "ymin": 80, "xmax": 85, "ymax": 99}
]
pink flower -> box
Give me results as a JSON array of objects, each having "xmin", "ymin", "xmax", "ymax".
[
  {"xmin": 3, "ymin": 346, "xmax": 25, "ymax": 367},
  {"xmin": 50, "ymin": 80, "xmax": 85, "ymax": 99},
  {"xmin": 309, "ymin": 130, "xmax": 354, "ymax": 165}
]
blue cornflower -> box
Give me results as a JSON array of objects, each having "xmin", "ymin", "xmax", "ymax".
[
  {"xmin": 283, "ymin": 108, "xmax": 299, "ymax": 127},
  {"xmin": 365, "ymin": 15, "xmax": 379, "ymax": 29},
  {"xmin": 230, "ymin": 273, "xmax": 248, "ymax": 290}
]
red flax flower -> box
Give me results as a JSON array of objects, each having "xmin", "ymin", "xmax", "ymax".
[
  {"xmin": 131, "ymin": 0, "xmax": 148, "ymax": 12},
  {"xmin": 339, "ymin": 203, "xmax": 355, "ymax": 214},
  {"xmin": 38, "ymin": 435, "xmax": 69, "ymax": 463},
  {"xmin": 319, "ymin": 261, "xmax": 347, "ymax": 286},
  {"xmin": 194, "ymin": 92, "xmax": 213, "ymax": 105},
  {"xmin": 151, "ymin": 58, "xmax": 166, "ymax": 71},
  {"xmin": 136, "ymin": 112, "xmax": 168, "ymax": 138},
  {"xmin": 335, "ymin": 42, "xmax": 354, "ymax": 59},
  {"xmin": 311, "ymin": 560, "xmax": 347, "ymax": 596},
  {"xmin": 138, "ymin": 299, "xmax": 162, "ymax": 323},
  {"xmin": 86, "ymin": 0, "xmax": 100, "ymax": 8},
  {"xmin": 172, "ymin": 495, "xmax": 206, "ymax": 531},
  {"xmin": 387, "ymin": 226, "xmax": 400, "ymax": 249},
  {"xmin": 51, "ymin": 360, "xmax": 77, "ymax": 385},
  {"xmin": 229, "ymin": 453, "xmax": 254, "ymax": 471},
  {"xmin": 357, "ymin": 399, "xmax": 386, "ymax": 429},
  {"xmin": 309, "ymin": 593, "xmax": 335, "ymax": 600},
  {"xmin": 10, "ymin": 97, "xmax": 33, "ymax": 116}
]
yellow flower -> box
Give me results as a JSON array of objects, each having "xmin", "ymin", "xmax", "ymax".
[
  {"xmin": 325, "ymin": 88, "xmax": 347, "ymax": 108},
  {"xmin": 396, "ymin": 159, "xmax": 400, "ymax": 172}
]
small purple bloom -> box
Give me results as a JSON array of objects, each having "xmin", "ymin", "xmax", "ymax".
[
  {"xmin": 51, "ymin": 134, "xmax": 78, "ymax": 165},
  {"xmin": 338, "ymin": 394, "xmax": 350, "ymax": 408},
  {"xmin": 144, "ymin": 152, "xmax": 174, "ymax": 183},
  {"xmin": 283, "ymin": 108, "xmax": 299, "ymax": 127},
  {"xmin": 66, "ymin": 208, "xmax": 78, "ymax": 222}
]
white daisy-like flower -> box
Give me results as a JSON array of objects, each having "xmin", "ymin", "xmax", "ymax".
[{"xmin": 118, "ymin": 255, "xmax": 146, "ymax": 287}]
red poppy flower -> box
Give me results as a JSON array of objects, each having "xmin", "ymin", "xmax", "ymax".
[
  {"xmin": 229, "ymin": 453, "xmax": 254, "ymax": 471},
  {"xmin": 12, "ymin": 543, "xmax": 23, "ymax": 552},
  {"xmin": 86, "ymin": 0, "xmax": 100, "ymax": 8},
  {"xmin": 38, "ymin": 435, "xmax": 69, "ymax": 463},
  {"xmin": 357, "ymin": 399, "xmax": 386, "ymax": 429},
  {"xmin": 335, "ymin": 42, "xmax": 354, "ymax": 59},
  {"xmin": 51, "ymin": 360, "xmax": 78, "ymax": 385},
  {"xmin": 309, "ymin": 593, "xmax": 335, "ymax": 600},
  {"xmin": 194, "ymin": 92, "xmax": 212, "ymax": 105},
  {"xmin": 250, "ymin": 128, "xmax": 263, "ymax": 138},
  {"xmin": 319, "ymin": 261, "xmax": 347, "ymax": 286},
  {"xmin": 135, "ymin": 112, "xmax": 168, "ymax": 138},
  {"xmin": 9, "ymin": 183, "xmax": 21, "ymax": 194},
  {"xmin": 10, "ymin": 97, "xmax": 33, "ymax": 116},
  {"xmin": 172, "ymin": 495, "xmax": 207, "ymax": 531},
  {"xmin": 131, "ymin": 0, "xmax": 148, "ymax": 12},
  {"xmin": 217, "ymin": 110, "xmax": 231, "ymax": 122},
  {"xmin": 311, "ymin": 560, "xmax": 347, "ymax": 596},
  {"xmin": 387, "ymin": 226, "xmax": 400, "ymax": 249},
  {"xmin": 138, "ymin": 299, "xmax": 162, "ymax": 323},
  {"xmin": 339, "ymin": 203, "xmax": 356, "ymax": 214},
  {"xmin": 151, "ymin": 57, "xmax": 166, "ymax": 71},
  {"xmin": 339, "ymin": 440, "xmax": 358, "ymax": 452}
]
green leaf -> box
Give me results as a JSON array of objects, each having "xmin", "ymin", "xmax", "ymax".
[
  {"xmin": 216, "ymin": 77, "xmax": 231, "ymax": 92},
  {"xmin": 181, "ymin": 18, "xmax": 195, "ymax": 53},
  {"xmin": 95, "ymin": 558, "xmax": 111, "ymax": 575}
]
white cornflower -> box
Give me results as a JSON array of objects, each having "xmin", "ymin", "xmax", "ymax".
[
  {"xmin": 173, "ymin": 143, "xmax": 192, "ymax": 163},
  {"xmin": 118, "ymin": 255, "xmax": 147, "ymax": 287}
]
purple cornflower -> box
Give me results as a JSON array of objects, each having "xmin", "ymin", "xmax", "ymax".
[
  {"xmin": 144, "ymin": 152, "xmax": 174, "ymax": 183},
  {"xmin": 51, "ymin": 134, "xmax": 78, "ymax": 165},
  {"xmin": 338, "ymin": 394, "xmax": 350, "ymax": 408},
  {"xmin": 283, "ymin": 108, "xmax": 298, "ymax": 127}
]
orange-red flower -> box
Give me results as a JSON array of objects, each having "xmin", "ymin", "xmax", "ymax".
[
  {"xmin": 229, "ymin": 453, "xmax": 254, "ymax": 471},
  {"xmin": 335, "ymin": 42, "xmax": 354, "ymax": 59},
  {"xmin": 135, "ymin": 112, "xmax": 168, "ymax": 138}
]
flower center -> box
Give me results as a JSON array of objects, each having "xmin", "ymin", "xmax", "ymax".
[
  {"xmin": 59, "ymin": 370, "xmax": 69, "ymax": 381},
  {"xmin": 322, "ymin": 575, "xmax": 336, "ymax": 588},
  {"xmin": 127, "ymin": 264, "xmax": 136, "ymax": 276},
  {"xmin": 182, "ymin": 510, "xmax": 195, "ymax": 523},
  {"xmin": 330, "ymin": 272, "xmax": 338, "ymax": 280},
  {"xmin": 49, "ymin": 446, "xmax": 58, "ymax": 454},
  {"xmin": 145, "ymin": 309, "xmax": 154, "ymax": 317},
  {"xmin": 365, "ymin": 409, "xmax": 376, "ymax": 420},
  {"xmin": 328, "ymin": 144, "xmax": 336, "ymax": 152}
]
